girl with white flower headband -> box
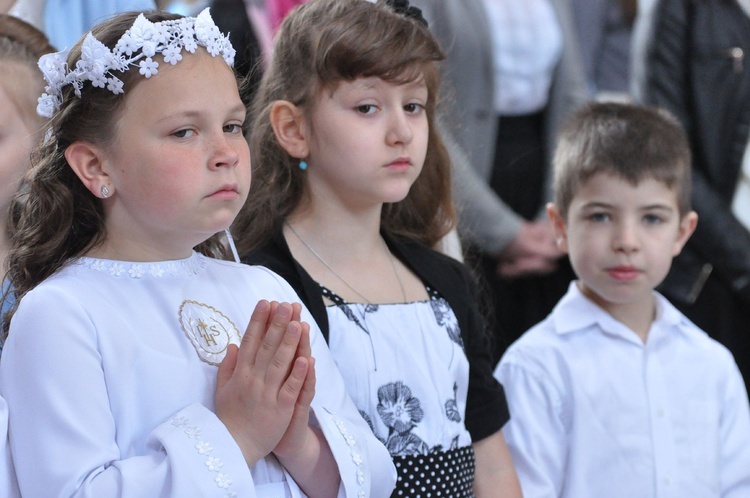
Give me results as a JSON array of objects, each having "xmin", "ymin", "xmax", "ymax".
[
  {"xmin": 0, "ymin": 8, "xmax": 395, "ymax": 498},
  {"xmin": 235, "ymin": 0, "xmax": 522, "ymax": 496}
]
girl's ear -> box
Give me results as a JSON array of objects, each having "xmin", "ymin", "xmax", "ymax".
[
  {"xmin": 270, "ymin": 100, "xmax": 309, "ymax": 159},
  {"xmin": 65, "ymin": 141, "xmax": 114, "ymax": 199},
  {"xmin": 546, "ymin": 202, "xmax": 569, "ymax": 253}
]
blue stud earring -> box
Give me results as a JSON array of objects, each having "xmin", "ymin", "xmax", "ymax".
[{"xmin": 299, "ymin": 160, "xmax": 308, "ymax": 171}]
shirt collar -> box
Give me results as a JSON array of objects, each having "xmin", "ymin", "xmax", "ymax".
[{"xmin": 552, "ymin": 281, "xmax": 688, "ymax": 345}]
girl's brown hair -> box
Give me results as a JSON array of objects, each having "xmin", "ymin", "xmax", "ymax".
[
  {"xmin": 232, "ymin": 0, "xmax": 456, "ymax": 254},
  {"xmin": 3, "ymin": 11, "xmax": 232, "ymax": 333}
]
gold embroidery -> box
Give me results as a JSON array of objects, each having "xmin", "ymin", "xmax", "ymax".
[{"xmin": 179, "ymin": 300, "xmax": 242, "ymax": 365}]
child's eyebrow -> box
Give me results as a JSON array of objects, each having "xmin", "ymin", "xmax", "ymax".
[
  {"xmin": 156, "ymin": 103, "xmax": 247, "ymax": 123},
  {"xmin": 578, "ymin": 201, "xmax": 675, "ymax": 212},
  {"xmin": 639, "ymin": 204, "xmax": 674, "ymax": 211},
  {"xmin": 579, "ymin": 201, "xmax": 613, "ymax": 210}
]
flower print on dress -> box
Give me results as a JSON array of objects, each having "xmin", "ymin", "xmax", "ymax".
[
  {"xmin": 337, "ymin": 303, "xmax": 378, "ymax": 335},
  {"xmin": 376, "ymin": 381, "xmax": 432, "ymax": 456},
  {"xmin": 430, "ymin": 296, "xmax": 463, "ymax": 347},
  {"xmin": 377, "ymin": 381, "xmax": 424, "ymax": 434},
  {"xmin": 444, "ymin": 382, "xmax": 462, "ymax": 423}
]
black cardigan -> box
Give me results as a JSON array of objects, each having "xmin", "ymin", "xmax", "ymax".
[{"xmin": 242, "ymin": 228, "xmax": 509, "ymax": 442}]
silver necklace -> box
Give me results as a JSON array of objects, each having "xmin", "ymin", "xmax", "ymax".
[{"xmin": 286, "ymin": 221, "xmax": 408, "ymax": 304}]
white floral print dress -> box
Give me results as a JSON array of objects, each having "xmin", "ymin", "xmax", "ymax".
[{"xmin": 322, "ymin": 284, "xmax": 476, "ymax": 497}]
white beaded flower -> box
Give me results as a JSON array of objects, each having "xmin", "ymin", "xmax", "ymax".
[{"xmin": 36, "ymin": 8, "xmax": 235, "ymax": 118}]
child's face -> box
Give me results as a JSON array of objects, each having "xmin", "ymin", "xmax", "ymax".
[
  {"xmin": 548, "ymin": 172, "xmax": 697, "ymax": 315},
  {"xmin": 0, "ymin": 81, "xmax": 36, "ymax": 215},
  {"xmin": 303, "ymin": 76, "xmax": 428, "ymax": 209},
  {"xmin": 94, "ymin": 50, "xmax": 250, "ymax": 259}
]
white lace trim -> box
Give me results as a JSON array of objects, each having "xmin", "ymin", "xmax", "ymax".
[
  {"xmin": 78, "ymin": 253, "xmax": 207, "ymax": 279},
  {"xmin": 171, "ymin": 415, "xmax": 238, "ymax": 498},
  {"xmin": 330, "ymin": 412, "xmax": 367, "ymax": 498}
]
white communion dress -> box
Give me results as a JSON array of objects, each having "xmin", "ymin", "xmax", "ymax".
[{"xmin": 0, "ymin": 253, "xmax": 396, "ymax": 498}]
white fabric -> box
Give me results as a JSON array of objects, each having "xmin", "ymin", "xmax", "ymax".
[
  {"xmin": 325, "ymin": 293, "xmax": 473, "ymax": 455},
  {"xmin": 0, "ymin": 396, "xmax": 18, "ymax": 497},
  {"xmin": 0, "ymin": 253, "xmax": 396, "ymax": 498},
  {"xmin": 629, "ymin": 0, "xmax": 658, "ymax": 101},
  {"xmin": 481, "ymin": 0, "xmax": 563, "ymax": 115},
  {"xmin": 739, "ymin": 0, "xmax": 750, "ymax": 19},
  {"xmin": 495, "ymin": 282, "xmax": 750, "ymax": 498},
  {"xmin": 731, "ymin": 137, "xmax": 750, "ymax": 231}
]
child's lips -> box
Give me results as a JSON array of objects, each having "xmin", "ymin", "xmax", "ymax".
[
  {"xmin": 208, "ymin": 183, "xmax": 239, "ymax": 199},
  {"xmin": 607, "ymin": 266, "xmax": 641, "ymax": 281},
  {"xmin": 385, "ymin": 157, "xmax": 412, "ymax": 171}
]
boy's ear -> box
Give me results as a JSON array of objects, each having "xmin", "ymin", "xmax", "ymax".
[
  {"xmin": 65, "ymin": 141, "xmax": 113, "ymax": 199},
  {"xmin": 270, "ymin": 100, "xmax": 308, "ymax": 159},
  {"xmin": 672, "ymin": 210, "xmax": 698, "ymax": 256},
  {"xmin": 546, "ymin": 202, "xmax": 569, "ymax": 253}
]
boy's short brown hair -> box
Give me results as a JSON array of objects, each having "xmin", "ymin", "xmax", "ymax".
[{"xmin": 553, "ymin": 102, "xmax": 692, "ymax": 218}]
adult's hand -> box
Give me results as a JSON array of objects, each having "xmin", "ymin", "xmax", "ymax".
[{"xmin": 497, "ymin": 220, "xmax": 564, "ymax": 278}]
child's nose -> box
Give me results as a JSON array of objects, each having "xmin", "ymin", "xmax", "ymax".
[
  {"xmin": 209, "ymin": 133, "xmax": 240, "ymax": 169},
  {"xmin": 613, "ymin": 221, "xmax": 640, "ymax": 253},
  {"xmin": 385, "ymin": 109, "xmax": 414, "ymax": 146}
]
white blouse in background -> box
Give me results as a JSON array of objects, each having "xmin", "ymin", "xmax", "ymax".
[{"xmin": 482, "ymin": 0, "xmax": 563, "ymax": 115}]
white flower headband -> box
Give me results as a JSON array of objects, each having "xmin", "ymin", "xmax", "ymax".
[{"xmin": 36, "ymin": 8, "xmax": 236, "ymax": 118}]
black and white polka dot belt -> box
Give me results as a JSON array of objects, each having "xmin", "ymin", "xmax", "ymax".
[{"xmin": 391, "ymin": 445, "xmax": 476, "ymax": 497}]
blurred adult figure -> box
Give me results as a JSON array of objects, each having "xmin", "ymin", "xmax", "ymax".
[
  {"xmin": 571, "ymin": 0, "xmax": 637, "ymax": 100},
  {"xmin": 412, "ymin": 0, "xmax": 590, "ymax": 363},
  {"xmin": 643, "ymin": 0, "xmax": 750, "ymax": 392},
  {"xmin": 8, "ymin": 0, "xmax": 155, "ymax": 49}
]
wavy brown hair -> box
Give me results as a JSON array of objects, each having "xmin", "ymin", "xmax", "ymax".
[
  {"xmin": 3, "ymin": 11, "xmax": 232, "ymax": 334},
  {"xmin": 232, "ymin": 0, "xmax": 456, "ymax": 255}
]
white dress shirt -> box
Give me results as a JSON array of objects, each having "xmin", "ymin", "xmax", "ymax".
[
  {"xmin": 495, "ymin": 282, "xmax": 750, "ymax": 498},
  {"xmin": 0, "ymin": 254, "xmax": 396, "ymax": 498},
  {"xmin": 482, "ymin": 0, "xmax": 563, "ymax": 115}
]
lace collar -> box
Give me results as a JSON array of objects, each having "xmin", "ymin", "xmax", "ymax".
[{"xmin": 77, "ymin": 251, "xmax": 208, "ymax": 279}]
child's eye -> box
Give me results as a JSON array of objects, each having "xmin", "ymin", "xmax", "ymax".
[
  {"xmin": 172, "ymin": 129, "xmax": 195, "ymax": 139},
  {"xmin": 404, "ymin": 103, "xmax": 425, "ymax": 114},
  {"xmin": 223, "ymin": 123, "xmax": 243, "ymax": 134},
  {"xmin": 643, "ymin": 214, "xmax": 664, "ymax": 225},
  {"xmin": 588, "ymin": 212, "xmax": 610, "ymax": 222},
  {"xmin": 355, "ymin": 104, "xmax": 377, "ymax": 115}
]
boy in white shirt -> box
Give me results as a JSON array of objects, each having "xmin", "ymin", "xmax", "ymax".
[{"xmin": 495, "ymin": 102, "xmax": 750, "ymax": 498}]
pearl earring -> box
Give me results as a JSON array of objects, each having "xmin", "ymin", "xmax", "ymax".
[{"xmin": 101, "ymin": 185, "xmax": 110, "ymax": 198}]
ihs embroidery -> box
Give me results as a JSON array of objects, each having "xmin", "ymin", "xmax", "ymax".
[{"xmin": 179, "ymin": 300, "xmax": 241, "ymax": 365}]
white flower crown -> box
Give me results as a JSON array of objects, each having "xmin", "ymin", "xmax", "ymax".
[{"xmin": 36, "ymin": 8, "xmax": 236, "ymax": 118}]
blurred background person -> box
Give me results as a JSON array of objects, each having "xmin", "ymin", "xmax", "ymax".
[
  {"xmin": 412, "ymin": 0, "xmax": 591, "ymax": 364},
  {"xmin": 642, "ymin": 0, "xmax": 750, "ymax": 392},
  {"xmin": 8, "ymin": 0, "xmax": 155, "ymax": 49},
  {"xmin": 570, "ymin": 0, "xmax": 637, "ymax": 101},
  {"xmin": 0, "ymin": 13, "xmax": 54, "ymax": 341}
]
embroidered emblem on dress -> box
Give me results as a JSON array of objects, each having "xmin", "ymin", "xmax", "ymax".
[{"xmin": 179, "ymin": 300, "xmax": 241, "ymax": 365}]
